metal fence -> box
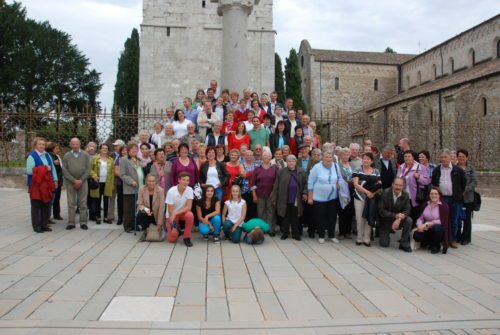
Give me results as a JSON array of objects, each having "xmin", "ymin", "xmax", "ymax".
[{"xmin": 1, "ymin": 105, "xmax": 499, "ymax": 169}]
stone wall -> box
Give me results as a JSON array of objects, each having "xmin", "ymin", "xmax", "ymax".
[
  {"xmin": 366, "ymin": 74, "xmax": 500, "ymax": 169},
  {"xmin": 139, "ymin": 0, "xmax": 275, "ymax": 113},
  {"xmin": 401, "ymin": 15, "xmax": 499, "ymax": 91}
]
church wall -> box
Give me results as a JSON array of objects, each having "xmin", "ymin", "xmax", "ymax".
[
  {"xmin": 401, "ymin": 16, "xmax": 499, "ymax": 91},
  {"xmin": 366, "ymin": 75, "xmax": 500, "ymax": 169}
]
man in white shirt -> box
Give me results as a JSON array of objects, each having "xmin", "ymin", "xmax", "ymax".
[{"xmin": 165, "ymin": 172, "xmax": 195, "ymax": 247}]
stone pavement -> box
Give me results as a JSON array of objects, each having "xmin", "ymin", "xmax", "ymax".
[{"xmin": 0, "ymin": 188, "xmax": 498, "ymax": 334}]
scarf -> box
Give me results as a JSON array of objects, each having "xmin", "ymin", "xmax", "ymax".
[{"xmin": 153, "ymin": 161, "xmax": 166, "ymax": 190}]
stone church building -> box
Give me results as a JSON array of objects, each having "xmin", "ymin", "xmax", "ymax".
[
  {"xmin": 138, "ymin": 0, "xmax": 275, "ymax": 112},
  {"xmin": 299, "ymin": 14, "xmax": 500, "ymax": 168}
]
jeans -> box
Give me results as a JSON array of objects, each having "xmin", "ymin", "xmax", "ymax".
[
  {"xmin": 214, "ymin": 187, "xmax": 223, "ymax": 203},
  {"xmin": 223, "ymin": 219, "xmax": 243, "ymax": 243},
  {"xmin": 199, "ymin": 215, "xmax": 222, "ymax": 236},
  {"xmin": 442, "ymin": 196, "xmax": 462, "ymax": 242},
  {"xmin": 413, "ymin": 224, "xmax": 444, "ymax": 249}
]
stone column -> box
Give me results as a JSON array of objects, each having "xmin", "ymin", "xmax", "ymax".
[{"xmin": 215, "ymin": 0, "xmax": 257, "ymax": 93}]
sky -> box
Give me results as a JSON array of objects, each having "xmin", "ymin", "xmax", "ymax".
[{"xmin": 13, "ymin": 0, "xmax": 500, "ymax": 110}]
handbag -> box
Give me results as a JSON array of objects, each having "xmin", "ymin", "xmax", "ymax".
[
  {"xmin": 193, "ymin": 183, "xmax": 203, "ymax": 200},
  {"xmin": 415, "ymin": 164, "xmax": 429, "ymax": 203},
  {"xmin": 145, "ymin": 224, "xmax": 165, "ymax": 242},
  {"xmin": 89, "ymin": 177, "xmax": 99, "ymax": 190}
]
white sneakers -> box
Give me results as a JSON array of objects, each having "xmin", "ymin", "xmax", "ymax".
[{"xmin": 318, "ymin": 237, "xmax": 340, "ymax": 244}]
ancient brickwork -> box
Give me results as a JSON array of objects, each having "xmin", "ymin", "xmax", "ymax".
[{"xmin": 401, "ymin": 15, "xmax": 500, "ymax": 90}]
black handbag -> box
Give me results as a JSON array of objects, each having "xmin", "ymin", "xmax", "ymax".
[
  {"xmin": 415, "ymin": 164, "xmax": 429, "ymax": 203},
  {"xmin": 89, "ymin": 178, "xmax": 99, "ymax": 190},
  {"xmin": 473, "ymin": 191, "xmax": 481, "ymax": 212}
]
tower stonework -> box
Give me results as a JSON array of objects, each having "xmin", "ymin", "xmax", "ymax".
[{"xmin": 138, "ymin": 0, "xmax": 275, "ymax": 113}]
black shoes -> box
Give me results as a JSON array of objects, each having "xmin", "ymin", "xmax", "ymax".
[
  {"xmin": 184, "ymin": 238, "xmax": 193, "ymax": 247},
  {"xmin": 431, "ymin": 247, "xmax": 440, "ymax": 254},
  {"xmin": 104, "ymin": 219, "xmax": 112, "ymax": 224},
  {"xmin": 399, "ymin": 245, "xmax": 412, "ymax": 253},
  {"xmin": 96, "ymin": 219, "xmax": 101, "ymax": 224},
  {"xmin": 363, "ymin": 242, "xmax": 371, "ymax": 247},
  {"xmin": 356, "ymin": 241, "xmax": 362, "ymax": 246},
  {"xmin": 34, "ymin": 227, "xmax": 44, "ymax": 233},
  {"xmin": 66, "ymin": 225, "xmax": 76, "ymax": 230},
  {"xmin": 42, "ymin": 226, "xmax": 52, "ymax": 232},
  {"xmin": 116, "ymin": 221, "xmax": 123, "ymax": 226},
  {"xmin": 293, "ymin": 236, "xmax": 301, "ymax": 241},
  {"xmin": 280, "ymin": 235, "xmax": 288, "ymax": 240},
  {"xmin": 54, "ymin": 216, "xmax": 63, "ymax": 220},
  {"xmin": 461, "ymin": 241, "xmax": 470, "ymax": 245},
  {"xmin": 81, "ymin": 224, "xmax": 88, "ymax": 230}
]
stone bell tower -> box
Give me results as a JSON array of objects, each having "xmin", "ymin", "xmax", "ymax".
[{"xmin": 138, "ymin": 0, "xmax": 275, "ymax": 117}]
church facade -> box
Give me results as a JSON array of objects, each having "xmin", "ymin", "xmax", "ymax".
[
  {"xmin": 138, "ymin": 0, "xmax": 275, "ymax": 113},
  {"xmin": 299, "ymin": 15, "xmax": 500, "ymax": 168}
]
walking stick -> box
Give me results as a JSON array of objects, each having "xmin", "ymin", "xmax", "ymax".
[{"xmin": 133, "ymin": 189, "xmax": 138, "ymax": 236}]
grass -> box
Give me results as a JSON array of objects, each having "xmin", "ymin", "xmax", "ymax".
[{"xmin": 0, "ymin": 160, "xmax": 25, "ymax": 168}]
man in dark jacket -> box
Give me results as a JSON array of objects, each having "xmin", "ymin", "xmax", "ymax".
[
  {"xmin": 377, "ymin": 177, "xmax": 413, "ymax": 252},
  {"xmin": 431, "ymin": 149, "xmax": 466, "ymax": 248},
  {"xmin": 373, "ymin": 144, "xmax": 397, "ymax": 190}
]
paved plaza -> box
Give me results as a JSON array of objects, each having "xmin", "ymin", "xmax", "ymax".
[{"xmin": 0, "ymin": 187, "xmax": 499, "ymax": 334}]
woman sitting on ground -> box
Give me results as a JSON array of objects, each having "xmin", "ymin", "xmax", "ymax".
[
  {"xmin": 413, "ymin": 187, "xmax": 452, "ymax": 254},
  {"xmin": 137, "ymin": 174, "xmax": 165, "ymax": 236},
  {"xmin": 222, "ymin": 185, "xmax": 247, "ymax": 243},
  {"xmin": 196, "ymin": 185, "xmax": 222, "ymax": 243}
]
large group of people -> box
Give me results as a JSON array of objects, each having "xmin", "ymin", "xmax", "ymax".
[{"xmin": 26, "ymin": 80, "xmax": 479, "ymax": 253}]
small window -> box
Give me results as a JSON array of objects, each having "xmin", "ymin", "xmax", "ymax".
[
  {"xmin": 166, "ymin": 27, "xmax": 170, "ymax": 37},
  {"xmin": 406, "ymin": 75, "xmax": 410, "ymax": 88},
  {"xmin": 449, "ymin": 57, "xmax": 454, "ymax": 74},
  {"xmin": 429, "ymin": 109, "xmax": 433, "ymax": 122},
  {"xmin": 417, "ymin": 71, "xmax": 421, "ymax": 85},
  {"xmin": 374, "ymin": 79, "xmax": 378, "ymax": 91},
  {"xmin": 470, "ymin": 49, "xmax": 476, "ymax": 67},
  {"xmin": 202, "ymin": 0, "xmax": 206, "ymax": 8},
  {"xmin": 301, "ymin": 55, "xmax": 304, "ymax": 68},
  {"xmin": 482, "ymin": 97, "xmax": 487, "ymax": 116},
  {"xmin": 334, "ymin": 77, "xmax": 339, "ymax": 90},
  {"xmin": 433, "ymin": 64, "xmax": 437, "ymax": 79},
  {"xmin": 497, "ymin": 40, "xmax": 500, "ymax": 58}
]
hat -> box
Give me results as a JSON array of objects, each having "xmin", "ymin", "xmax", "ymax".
[
  {"xmin": 298, "ymin": 143, "xmax": 310, "ymax": 150},
  {"xmin": 112, "ymin": 139, "xmax": 125, "ymax": 146}
]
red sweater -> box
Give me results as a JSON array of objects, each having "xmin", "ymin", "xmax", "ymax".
[{"xmin": 30, "ymin": 166, "xmax": 55, "ymax": 203}]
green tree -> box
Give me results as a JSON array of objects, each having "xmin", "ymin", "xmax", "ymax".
[
  {"xmin": 284, "ymin": 48, "xmax": 306, "ymax": 112},
  {"xmin": 0, "ymin": 2, "xmax": 102, "ymax": 143},
  {"xmin": 113, "ymin": 28, "xmax": 140, "ymax": 141},
  {"xmin": 274, "ymin": 53, "xmax": 285, "ymax": 103},
  {"xmin": 384, "ymin": 47, "xmax": 396, "ymax": 53}
]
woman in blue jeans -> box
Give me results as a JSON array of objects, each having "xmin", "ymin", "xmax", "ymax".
[{"xmin": 196, "ymin": 185, "xmax": 222, "ymax": 243}]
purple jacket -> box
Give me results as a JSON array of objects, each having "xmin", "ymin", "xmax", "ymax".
[{"xmin": 397, "ymin": 161, "xmax": 431, "ymax": 207}]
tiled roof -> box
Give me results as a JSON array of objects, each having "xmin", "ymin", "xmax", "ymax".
[
  {"xmin": 359, "ymin": 58, "xmax": 500, "ymax": 113},
  {"xmin": 311, "ymin": 49, "xmax": 415, "ymax": 65}
]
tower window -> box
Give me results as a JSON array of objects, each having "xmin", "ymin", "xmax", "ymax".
[
  {"xmin": 202, "ymin": 0, "xmax": 206, "ymax": 8},
  {"xmin": 374, "ymin": 79, "xmax": 378, "ymax": 91},
  {"xmin": 449, "ymin": 57, "xmax": 454, "ymax": 74},
  {"xmin": 497, "ymin": 40, "xmax": 500, "ymax": 58},
  {"xmin": 166, "ymin": 27, "xmax": 170, "ymax": 37},
  {"xmin": 482, "ymin": 97, "xmax": 487, "ymax": 116},
  {"xmin": 334, "ymin": 77, "xmax": 339, "ymax": 90},
  {"xmin": 470, "ymin": 49, "xmax": 476, "ymax": 67}
]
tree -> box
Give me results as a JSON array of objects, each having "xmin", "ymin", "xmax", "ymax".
[
  {"xmin": 284, "ymin": 48, "xmax": 306, "ymax": 112},
  {"xmin": 385, "ymin": 47, "xmax": 396, "ymax": 53},
  {"xmin": 113, "ymin": 28, "xmax": 140, "ymax": 141},
  {"xmin": 0, "ymin": 2, "xmax": 102, "ymax": 143},
  {"xmin": 274, "ymin": 53, "xmax": 285, "ymax": 103}
]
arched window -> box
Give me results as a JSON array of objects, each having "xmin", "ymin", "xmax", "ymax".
[
  {"xmin": 482, "ymin": 97, "xmax": 487, "ymax": 116},
  {"xmin": 417, "ymin": 71, "xmax": 422, "ymax": 85},
  {"xmin": 334, "ymin": 77, "xmax": 339, "ymax": 90},
  {"xmin": 301, "ymin": 55, "xmax": 304, "ymax": 68},
  {"xmin": 374, "ymin": 79, "xmax": 379, "ymax": 91},
  {"xmin": 449, "ymin": 57, "xmax": 454, "ymax": 74},
  {"xmin": 432, "ymin": 64, "xmax": 437, "ymax": 79},
  {"xmin": 469, "ymin": 48, "xmax": 476, "ymax": 67}
]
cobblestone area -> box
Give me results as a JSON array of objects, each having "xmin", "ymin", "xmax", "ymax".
[{"xmin": 0, "ymin": 188, "xmax": 498, "ymax": 334}]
